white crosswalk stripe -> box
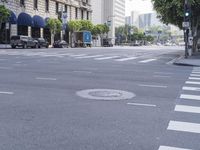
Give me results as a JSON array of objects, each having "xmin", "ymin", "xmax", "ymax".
[
  {"xmin": 175, "ymin": 105, "xmax": 200, "ymax": 114},
  {"xmin": 180, "ymin": 94, "xmax": 200, "ymax": 101},
  {"xmin": 94, "ymin": 56, "xmax": 119, "ymax": 60},
  {"xmin": 115, "ymin": 57, "xmax": 138, "ymax": 62},
  {"xmin": 190, "ymin": 74, "xmax": 200, "ymax": 77},
  {"xmin": 167, "ymin": 121, "xmax": 200, "ymax": 133},
  {"xmin": 75, "ymin": 55, "xmax": 104, "ymax": 59},
  {"xmin": 185, "ymin": 81, "xmax": 200, "ymax": 85},
  {"xmin": 189, "ymin": 77, "xmax": 200, "ymax": 80},
  {"xmin": 158, "ymin": 146, "xmax": 192, "ymax": 150},
  {"xmin": 182, "ymin": 86, "xmax": 200, "ymax": 91},
  {"xmin": 139, "ymin": 58, "xmax": 157, "ymax": 63}
]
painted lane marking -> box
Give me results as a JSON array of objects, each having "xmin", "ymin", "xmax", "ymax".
[
  {"xmin": 167, "ymin": 121, "xmax": 200, "ymax": 134},
  {"xmin": 192, "ymin": 72, "xmax": 200, "ymax": 74},
  {"xmin": 189, "ymin": 77, "xmax": 200, "ymax": 80},
  {"xmin": 0, "ymin": 91, "xmax": 14, "ymax": 95},
  {"xmin": 182, "ymin": 86, "xmax": 200, "ymax": 91},
  {"xmin": 154, "ymin": 72, "xmax": 173, "ymax": 75},
  {"xmin": 36, "ymin": 77, "xmax": 57, "ymax": 81},
  {"xmin": 94, "ymin": 56, "xmax": 119, "ymax": 60},
  {"xmin": 175, "ymin": 105, "xmax": 200, "ymax": 114},
  {"xmin": 158, "ymin": 146, "xmax": 192, "ymax": 150},
  {"xmin": 154, "ymin": 75, "xmax": 171, "ymax": 78},
  {"xmin": 138, "ymin": 84, "xmax": 167, "ymax": 88},
  {"xmin": 139, "ymin": 58, "xmax": 157, "ymax": 63},
  {"xmin": 190, "ymin": 74, "xmax": 200, "ymax": 77},
  {"xmin": 180, "ymin": 94, "xmax": 200, "ymax": 101},
  {"xmin": 115, "ymin": 57, "xmax": 138, "ymax": 62},
  {"xmin": 73, "ymin": 71, "xmax": 92, "ymax": 74},
  {"xmin": 75, "ymin": 55, "xmax": 104, "ymax": 59},
  {"xmin": 185, "ymin": 81, "xmax": 200, "ymax": 85},
  {"xmin": 127, "ymin": 103, "xmax": 156, "ymax": 107},
  {"xmin": 69, "ymin": 54, "xmax": 87, "ymax": 57},
  {"xmin": 0, "ymin": 67, "xmax": 12, "ymax": 70}
]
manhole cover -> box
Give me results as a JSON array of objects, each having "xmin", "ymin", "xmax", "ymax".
[{"xmin": 76, "ymin": 89, "xmax": 135, "ymax": 100}]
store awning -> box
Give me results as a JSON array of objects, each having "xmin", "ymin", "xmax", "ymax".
[
  {"xmin": 44, "ymin": 17, "xmax": 50, "ymax": 27},
  {"xmin": 17, "ymin": 13, "xmax": 33, "ymax": 26},
  {"xmin": 33, "ymin": 15, "xmax": 45, "ymax": 28},
  {"xmin": 9, "ymin": 11, "xmax": 17, "ymax": 24}
]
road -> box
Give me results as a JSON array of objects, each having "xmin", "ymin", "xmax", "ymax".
[{"xmin": 0, "ymin": 46, "xmax": 199, "ymax": 150}]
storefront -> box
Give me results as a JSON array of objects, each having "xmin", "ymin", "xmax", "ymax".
[
  {"xmin": 32, "ymin": 15, "xmax": 45, "ymax": 38},
  {"xmin": 17, "ymin": 12, "xmax": 33, "ymax": 36}
]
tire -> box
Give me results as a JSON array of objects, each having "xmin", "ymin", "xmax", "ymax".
[
  {"xmin": 11, "ymin": 45, "xmax": 16, "ymax": 49},
  {"xmin": 23, "ymin": 43, "xmax": 27, "ymax": 49}
]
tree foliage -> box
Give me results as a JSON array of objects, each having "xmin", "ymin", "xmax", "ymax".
[
  {"xmin": 46, "ymin": 18, "xmax": 62, "ymax": 35},
  {"xmin": 68, "ymin": 20, "xmax": 82, "ymax": 32},
  {"xmin": 0, "ymin": 5, "xmax": 10, "ymax": 29}
]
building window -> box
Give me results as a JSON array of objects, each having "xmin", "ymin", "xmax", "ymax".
[
  {"xmin": 34, "ymin": 0, "xmax": 38, "ymax": 10},
  {"xmin": 45, "ymin": 0, "xmax": 49, "ymax": 12},
  {"xmin": 81, "ymin": 10, "xmax": 84, "ymax": 20},
  {"xmin": 75, "ymin": 8, "xmax": 78, "ymax": 19},
  {"xmin": 20, "ymin": 0, "xmax": 25, "ymax": 6},
  {"xmin": 64, "ymin": 5, "xmax": 67, "ymax": 13},
  {"xmin": 56, "ymin": 2, "xmax": 59, "ymax": 14},
  {"xmin": 87, "ymin": 11, "xmax": 89, "ymax": 20}
]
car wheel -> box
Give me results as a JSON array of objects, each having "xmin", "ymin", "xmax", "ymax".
[
  {"xmin": 11, "ymin": 45, "xmax": 16, "ymax": 49},
  {"xmin": 23, "ymin": 43, "xmax": 27, "ymax": 49}
]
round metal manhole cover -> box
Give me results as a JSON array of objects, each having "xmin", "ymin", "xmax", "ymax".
[{"xmin": 76, "ymin": 89, "xmax": 135, "ymax": 100}]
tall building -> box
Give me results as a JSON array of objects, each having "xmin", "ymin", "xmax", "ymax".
[
  {"xmin": 125, "ymin": 11, "xmax": 139, "ymax": 28},
  {"xmin": 91, "ymin": 0, "xmax": 125, "ymax": 43},
  {"xmin": 0, "ymin": 0, "xmax": 92, "ymax": 44}
]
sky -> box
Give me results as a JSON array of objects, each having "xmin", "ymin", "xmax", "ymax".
[{"xmin": 125, "ymin": 0, "xmax": 154, "ymax": 16}]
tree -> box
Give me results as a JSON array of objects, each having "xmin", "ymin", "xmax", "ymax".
[
  {"xmin": 0, "ymin": 5, "xmax": 10, "ymax": 29},
  {"xmin": 46, "ymin": 18, "xmax": 62, "ymax": 45},
  {"xmin": 79, "ymin": 20, "xmax": 93, "ymax": 31},
  {"xmin": 152, "ymin": 0, "xmax": 200, "ymax": 51}
]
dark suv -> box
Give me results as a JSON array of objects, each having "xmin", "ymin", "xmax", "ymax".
[{"xmin": 10, "ymin": 35, "xmax": 38, "ymax": 49}]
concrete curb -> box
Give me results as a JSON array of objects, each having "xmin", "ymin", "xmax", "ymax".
[{"xmin": 173, "ymin": 56, "xmax": 200, "ymax": 67}]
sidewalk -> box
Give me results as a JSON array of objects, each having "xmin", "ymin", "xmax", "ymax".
[
  {"xmin": 0, "ymin": 44, "xmax": 11, "ymax": 49},
  {"xmin": 174, "ymin": 52, "xmax": 200, "ymax": 67}
]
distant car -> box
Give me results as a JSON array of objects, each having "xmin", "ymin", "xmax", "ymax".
[
  {"xmin": 103, "ymin": 38, "xmax": 113, "ymax": 47},
  {"xmin": 10, "ymin": 35, "xmax": 38, "ymax": 49},
  {"xmin": 53, "ymin": 40, "xmax": 68, "ymax": 48},
  {"xmin": 35, "ymin": 38, "xmax": 49, "ymax": 48}
]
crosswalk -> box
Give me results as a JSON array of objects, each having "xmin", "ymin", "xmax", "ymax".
[
  {"xmin": 159, "ymin": 67, "xmax": 200, "ymax": 150},
  {"xmin": 0, "ymin": 50, "xmax": 163, "ymax": 64}
]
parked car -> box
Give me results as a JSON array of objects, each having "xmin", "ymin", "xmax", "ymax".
[
  {"xmin": 10, "ymin": 35, "xmax": 38, "ymax": 49},
  {"xmin": 197, "ymin": 39, "xmax": 200, "ymax": 51},
  {"xmin": 103, "ymin": 38, "xmax": 113, "ymax": 47},
  {"xmin": 53, "ymin": 40, "xmax": 68, "ymax": 48},
  {"xmin": 35, "ymin": 38, "xmax": 49, "ymax": 48}
]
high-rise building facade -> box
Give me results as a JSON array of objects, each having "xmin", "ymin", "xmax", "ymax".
[
  {"xmin": 91, "ymin": 0, "xmax": 125, "ymax": 43},
  {"xmin": 0, "ymin": 0, "xmax": 92, "ymax": 44}
]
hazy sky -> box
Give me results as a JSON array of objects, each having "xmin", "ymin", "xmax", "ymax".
[{"xmin": 125, "ymin": 0, "xmax": 154, "ymax": 16}]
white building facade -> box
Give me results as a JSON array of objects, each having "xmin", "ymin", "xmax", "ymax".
[{"xmin": 91, "ymin": 0, "xmax": 125, "ymax": 43}]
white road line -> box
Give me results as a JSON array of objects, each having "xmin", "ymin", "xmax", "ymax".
[
  {"xmin": 192, "ymin": 71, "xmax": 200, "ymax": 74},
  {"xmin": 180, "ymin": 94, "xmax": 200, "ymax": 101},
  {"xmin": 189, "ymin": 77, "xmax": 200, "ymax": 80},
  {"xmin": 69, "ymin": 54, "xmax": 87, "ymax": 57},
  {"xmin": 127, "ymin": 103, "xmax": 156, "ymax": 107},
  {"xmin": 185, "ymin": 81, "xmax": 200, "ymax": 85},
  {"xmin": 139, "ymin": 58, "xmax": 157, "ymax": 63},
  {"xmin": 138, "ymin": 84, "xmax": 167, "ymax": 88},
  {"xmin": 0, "ymin": 67, "xmax": 12, "ymax": 69},
  {"xmin": 94, "ymin": 56, "xmax": 119, "ymax": 60},
  {"xmin": 0, "ymin": 91, "xmax": 14, "ymax": 95},
  {"xmin": 167, "ymin": 121, "xmax": 200, "ymax": 133},
  {"xmin": 36, "ymin": 77, "xmax": 57, "ymax": 81},
  {"xmin": 190, "ymin": 74, "xmax": 200, "ymax": 77},
  {"xmin": 175, "ymin": 105, "xmax": 200, "ymax": 114},
  {"xmin": 115, "ymin": 57, "xmax": 138, "ymax": 62},
  {"xmin": 75, "ymin": 55, "xmax": 104, "ymax": 59},
  {"xmin": 154, "ymin": 72, "xmax": 173, "ymax": 75},
  {"xmin": 158, "ymin": 146, "xmax": 192, "ymax": 150},
  {"xmin": 182, "ymin": 86, "xmax": 200, "ymax": 91},
  {"xmin": 154, "ymin": 75, "xmax": 171, "ymax": 78}
]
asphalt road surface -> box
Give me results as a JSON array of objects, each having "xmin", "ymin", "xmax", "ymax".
[{"xmin": 0, "ymin": 46, "xmax": 199, "ymax": 150}]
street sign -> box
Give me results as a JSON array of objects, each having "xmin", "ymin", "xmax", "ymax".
[
  {"xmin": 188, "ymin": 36, "xmax": 193, "ymax": 46},
  {"xmin": 6, "ymin": 23, "xmax": 9, "ymax": 29},
  {"xmin": 182, "ymin": 22, "xmax": 190, "ymax": 28},
  {"xmin": 107, "ymin": 20, "xmax": 111, "ymax": 26}
]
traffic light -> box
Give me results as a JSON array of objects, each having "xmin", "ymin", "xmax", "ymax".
[{"xmin": 184, "ymin": 3, "xmax": 191, "ymax": 21}]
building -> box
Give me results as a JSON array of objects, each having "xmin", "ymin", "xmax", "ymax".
[
  {"xmin": 91, "ymin": 0, "xmax": 125, "ymax": 43},
  {"xmin": 125, "ymin": 11, "xmax": 139, "ymax": 28},
  {"xmin": 0, "ymin": 0, "xmax": 92, "ymax": 44}
]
